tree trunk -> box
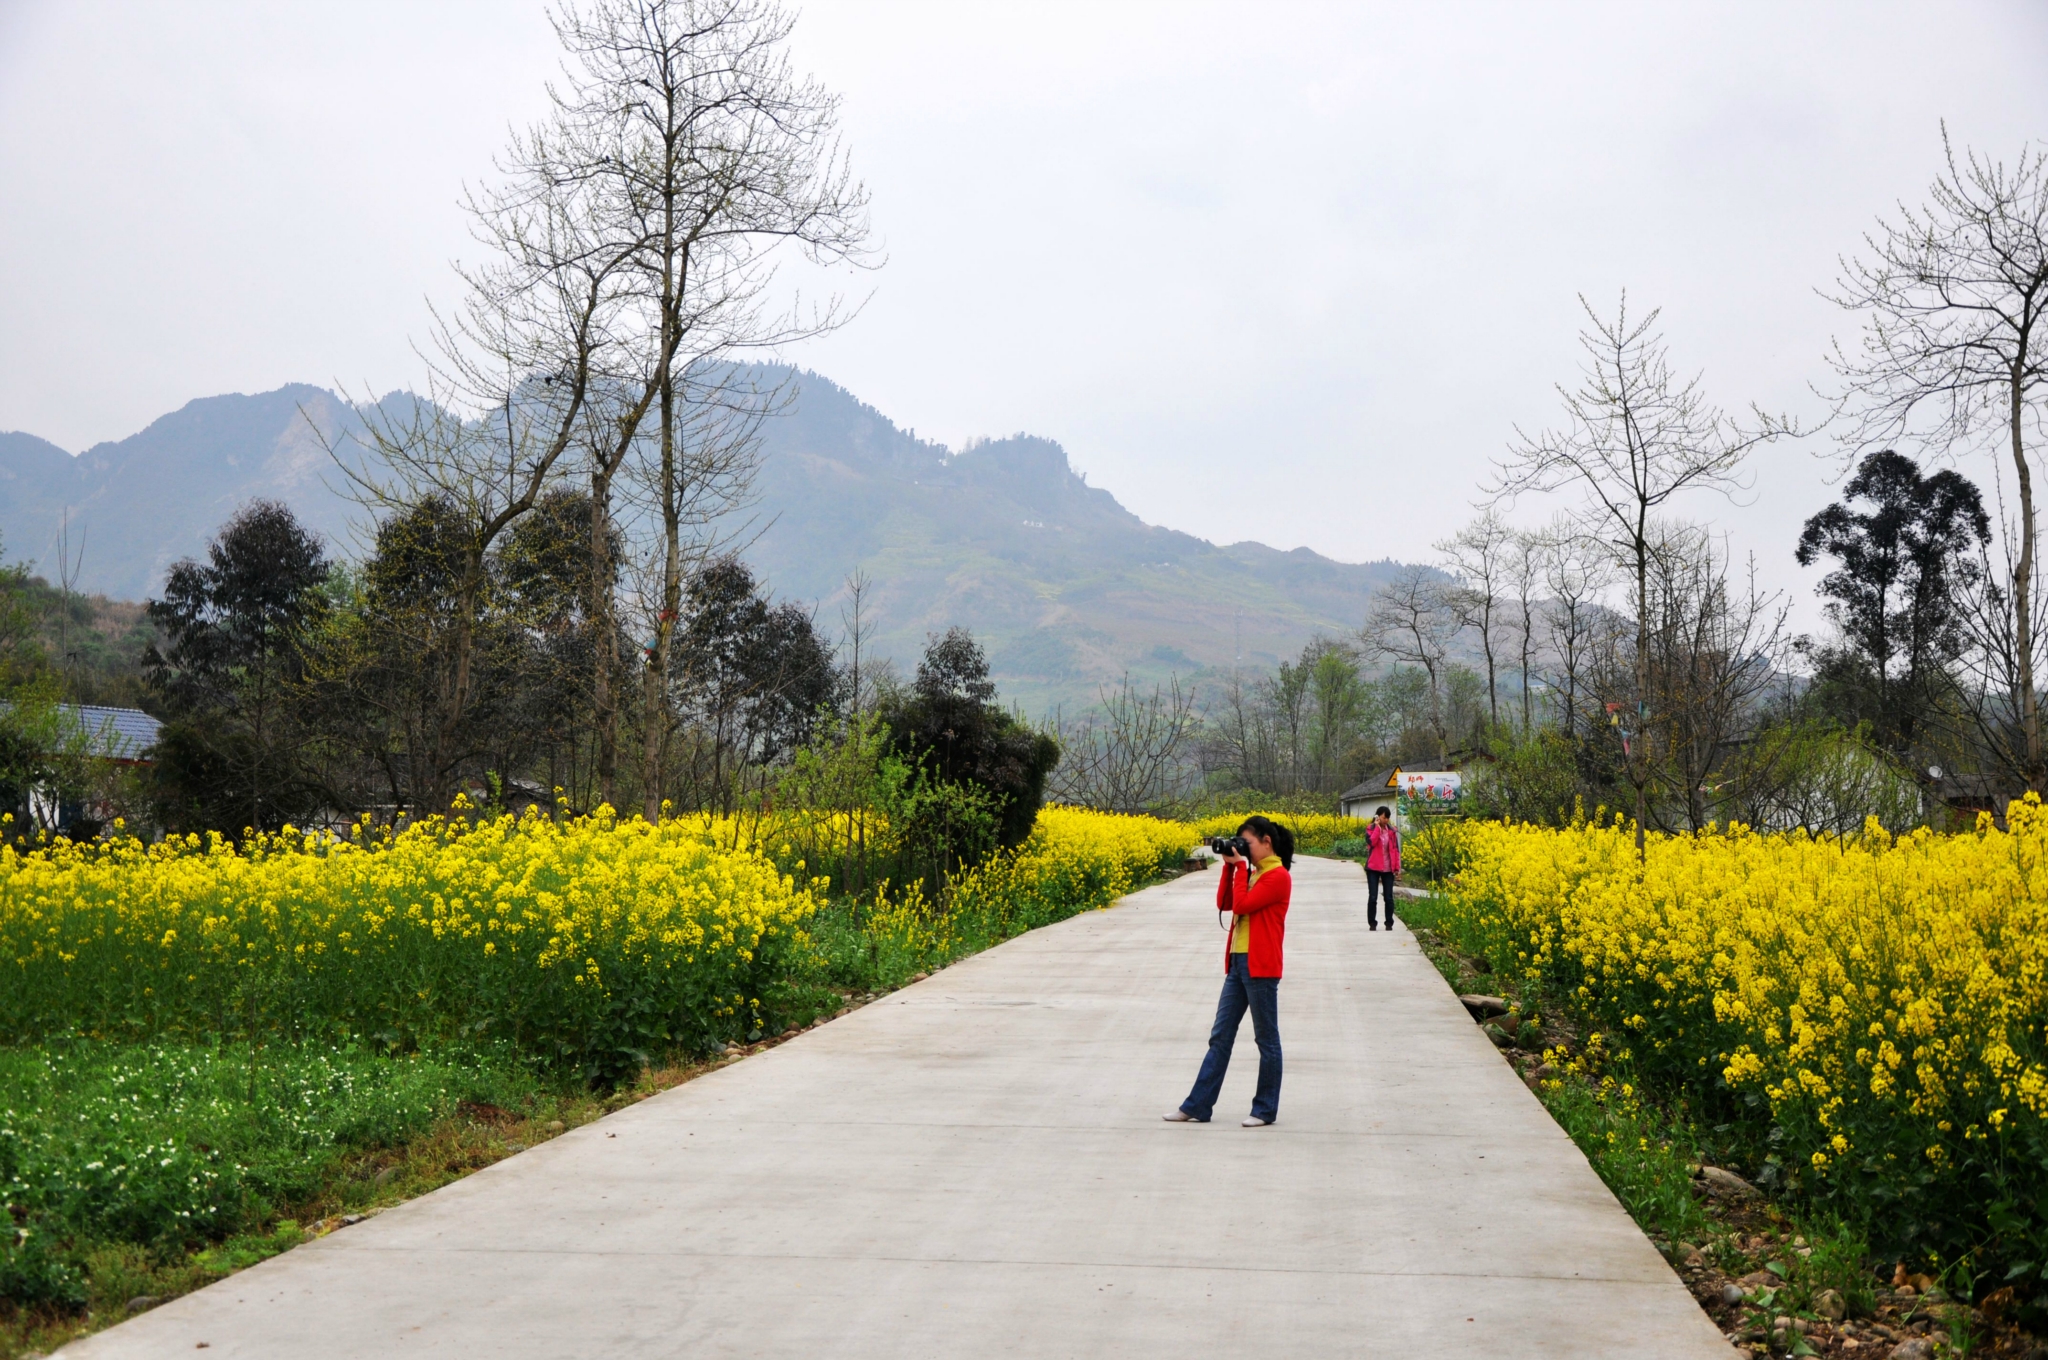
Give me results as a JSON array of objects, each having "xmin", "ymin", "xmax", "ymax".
[
  {"xmin": 641, "ymin": 318, "xmax": 683, "ymax": 823},
  {"xmin": 2014, "ymin": 368, "xmax": 2042, "ymax": 791},
  {"xmin": 430, "ymin": 557, "xmax": 483, "ymax": 815},
  {"xmin": 1482, "ymin": 607, "xmax": 1498, "ymax": 728},
  {"xmin": 1633, "ymin": 531, "xmax": 1650, "ymax": 857},
  {"xmin": 590, "ymin": 471, "xmax": 618, "ymax": 811}
]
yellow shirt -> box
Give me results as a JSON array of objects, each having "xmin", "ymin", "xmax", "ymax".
[{"xmin": 1231, "ymin": 855, "xmax": 1283, "ymax": 952}]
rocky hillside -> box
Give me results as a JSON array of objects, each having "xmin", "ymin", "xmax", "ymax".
[{"xmin": 1, "ymin": 370, "xmax": 1410, "ymax": 712}]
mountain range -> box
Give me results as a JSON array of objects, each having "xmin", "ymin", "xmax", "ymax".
[{"xmin": 0, "ymin": 370, "xmax": 1412, "ymax": 713}]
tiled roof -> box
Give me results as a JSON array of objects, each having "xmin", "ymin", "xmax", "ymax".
[
  {"xmin": 1339, "ymin": 767, "xmax": 1401, "ymax": 801},
  {"xmin": 62, "ymin": 705, "xmax": 164, "ymax": 762}
]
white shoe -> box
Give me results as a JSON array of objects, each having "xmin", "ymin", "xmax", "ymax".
[
  {"xmin": 1163, "ymin": 1110, "xmax": 1197, "ymax": 1122},
  {"xmin": 1242, "ymin": 1116, "xmax": 1271, "ymax": 1127}
]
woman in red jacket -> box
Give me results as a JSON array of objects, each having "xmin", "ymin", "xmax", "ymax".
[{"xmin": 1165, "ymin": 815, "xmax": 1293, "ymax": 1127}]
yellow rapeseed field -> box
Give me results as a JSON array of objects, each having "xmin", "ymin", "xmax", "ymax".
[
  {"xmin": 1187, "ymin": 810, "xmax": 1355, "ymax": 853},
  {"xmin": 0, "ymin": 802, "xmax": 1213, "ymax": 1073},
  {"xmin": 1444, "ymin": 803, "xmax": 2048, "ymax": 1258},
  {"xmin": 0, "ymin": 805, "xmax": 817, "ymax": 1077},
  {"xmin": 860, "ymin": 805, "xmax": 1195, "ymax": 960}
]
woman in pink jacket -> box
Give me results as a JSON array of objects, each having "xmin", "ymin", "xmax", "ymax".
[{"xmin": 1365, "ymin": 805, "xmax": 1400, "ymax": 931}]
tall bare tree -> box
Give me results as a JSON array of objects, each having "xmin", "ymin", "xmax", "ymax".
[
  {"xmin": 1613, "ymin": 524, "xmax": 1790, "ymax": 831},
  {"xmin": 331, "ymin": 154, "xmax": 634, "ymax": 809},
  {"xmin": 1439, "ymin": 510, "xmax": 1513, "ymax": 727},
  {"xmin": 1050, "ymin": 674, "xmax": 1200, "ymax": 813},
  {"xmin": 1202, "ymin": 667, "xmax": 1280, "ymax": 794},
  {"xmin": 1507, "ymin": 527, "xmax": 1542, "ymax": 732},
  {"xmin": 1825, "ymin": 128, "xmax": 2048, "ymax": 787},
  {"xmin": 523, "ymin": 0, "xmax": 872, "ymax": 821},
  {"xmin": 1363, "ymin": 566, "xmax": 1461, "ymax": 763},
  {"xmin": 1535, "ymin": 517, "xmax": 1614, "ymax": 741},
  {"xmin": 1491, "ymin": 294, "xmax": 1787, "ymax": 852}
]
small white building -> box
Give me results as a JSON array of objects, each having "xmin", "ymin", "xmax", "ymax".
[{"xmin": 1338, "ymin": 768, "xmax": 1401, "ymax": 821}]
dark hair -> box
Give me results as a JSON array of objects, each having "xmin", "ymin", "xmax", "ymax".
[
  {"xmin": 1237, "ymin": 815, "xmax": 1294, "ymax": 870},
  {"xmin": 1375, "ymin": 805, "xmax": 1391, "ymax": 818}
]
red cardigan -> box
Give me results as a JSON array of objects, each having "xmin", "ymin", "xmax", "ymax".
[{"xmin": 1217, "ymin": 860, "xmax": 1291, "ymax": 978}]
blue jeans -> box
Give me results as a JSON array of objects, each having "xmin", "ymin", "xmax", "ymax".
[{"xmin": 1180, "ymin": 953, "xmax": 1281, "ymax": 1122}]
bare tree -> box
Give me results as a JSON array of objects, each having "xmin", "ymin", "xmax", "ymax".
[
  {"xmin": 331, "ymin": 165, "xmax": 631, "ymax": 809},
  {"xmin": 1050, "ymin": 674, "xmax": 1200, "ymax": 813},
  {"xmin": 1363, "ymin": 566, "xmax": 1461, "ymax": 763},
  {"xmin": 1265, "ymin": 652, "xmax": 1314, "ymax": 793},
  {"xmin": 1952, "ymin": 468, "xmax": 2048, "ymax": 793},
  {"xmin": 839, "ymin": 566, "xmax": 876, "ymax": 714},
  {"xmin": 1535, "ymin": 517, "xmax": 1614, "ymax": 740},
  {"xmin": 1507, "ymin": 527, "xmax": 1542, "ymax": 732},
  {"xmin": 1491, "ymin": 294, "xmax": 1788, "ymax": 852},
  {"xmin": 483, "ymin": 0, "xmax": 874, "ymax": 819},
  {"xmin": 1202, "ymin": 667, "xmax": 1280, "ymax": 794},
  {"xmin": 1438, "ymin": 511, "xmax": 1513, "ymax": 727},
  {"xmin": 1301, "ymin": 639, "xmax": 1369, "ymax": 791},
  {"xmin": 626, "ymin": 375, "xmax": 775, "ymax": 809},
  {"xmin": 1616, "ymin": 525, "xmax": 1790, "ymax": 830},
  {"xmin": 1825, "ymin": 128, "xmax": 2048, "ymax": 787}
]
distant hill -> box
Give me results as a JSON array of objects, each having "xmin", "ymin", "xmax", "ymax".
[
  {"xmin": 1, "ymin": 370, "xmax": 1412, "ymax": 713},
  {"xmin": 0, "ymin": 385, "xmax": 365, "ymax": 601}
]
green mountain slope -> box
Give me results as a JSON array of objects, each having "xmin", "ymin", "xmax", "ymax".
[{"xmin": 1, "ymin": 370, "xmax": 1409, "ymax": 712}]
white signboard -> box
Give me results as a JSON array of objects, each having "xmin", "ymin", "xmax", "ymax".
[{"xmin": 1396, "ymin": 770, "xmax": 1463, "ymax": 803}]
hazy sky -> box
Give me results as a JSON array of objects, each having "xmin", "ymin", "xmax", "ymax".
[{"xmin": 3, "ymin": 0, "xmax": 2046, "ymax": 618}]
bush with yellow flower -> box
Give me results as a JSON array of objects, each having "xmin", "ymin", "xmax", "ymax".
[{"xmin": 1438, "ymin": 801, "xmax": 2048, "ymax": 1270}]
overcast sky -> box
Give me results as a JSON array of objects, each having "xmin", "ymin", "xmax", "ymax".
[{"xmin": 3, "ymin": 0, "xmax": 2046, "ymax": 619}]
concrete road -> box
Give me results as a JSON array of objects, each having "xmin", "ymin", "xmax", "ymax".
[{"xmin": 63, "ymin": 857, "xmax": 1733, "ymax": 1358}]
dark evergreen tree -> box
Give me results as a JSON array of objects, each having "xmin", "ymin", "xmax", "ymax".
[
  {"xmin": 672, "ymin": 557, "xmax": 837, "ymax": 778},
  {"xmin": 144, "ymin": 501, "xmax": 331, "ymax": 834},
  {"xmin": 882, "ymin": 627, "xmax": 1059, "ymax": 848},
  {"xmin": 1794, "ymin": 450, "xmax": 1989, "ymax": 758}
]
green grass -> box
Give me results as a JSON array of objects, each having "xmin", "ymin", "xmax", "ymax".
[
  {"xmin": 1534, "ymin": 1073, "xmax": 1712, "ymax": 1243},
  {"xmin": 0, "ymin": 1040, "xmax": 551, "ymax": 1350}
]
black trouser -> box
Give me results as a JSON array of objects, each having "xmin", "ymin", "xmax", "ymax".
[{"xmin": 1366, "ymin": 870, "xmax": 1397, "ymax": 928}]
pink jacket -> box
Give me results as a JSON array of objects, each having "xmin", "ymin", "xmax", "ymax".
[{"xmin": 1366, "ymin": 823, "xmax": 1401, "ymax": 874}]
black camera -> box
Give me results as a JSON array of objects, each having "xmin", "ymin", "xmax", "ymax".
[{"xmin": 1206, "ymin": 835, "xmax": 1249, "ymax": 859}]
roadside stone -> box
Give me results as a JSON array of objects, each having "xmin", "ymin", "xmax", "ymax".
[
  {"xmin": 124, "ymin": 1295, "xmax": 159, "ymax": 1314},
  {"xmin": 1816, "ymin": 1288, "xmax": 1846, "ymax": 1321},
  {"xmin": 1481, "ymin": 1023, "xmax": 1513, "ymax": 1048},
  {"xmin": 1457, "ymin": 994, "xmax": 1509, "ymax": 1019},
  {"xmin": 1888, "ymin": 1339, "xmax": 1934, "ymax": 1360},
  {"xmin": 340, "ymin": 1214, "xmax": 364, "ymax": 1226},
  {"xmin": 1719, "ymin": 1283, "xmax": 1746, "ymax": 1306},
  {"xmin": 372, "ymin": 1166, "xmax": 397, "ymax": 1187},
  {"xmin": 1695, "ymin": 1164, "xmax": 1760, "ymax": 1200},
  {"xmin": 545, "ymin": 1120, "xmax": 565, "ymax": 1133}
]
